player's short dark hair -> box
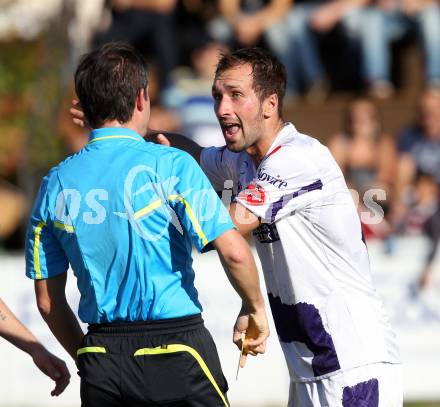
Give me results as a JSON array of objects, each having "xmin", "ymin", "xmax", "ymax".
[
  {"xmin": 74, "ymin": 42, "xmax": 149, "ymax": 129},
  {"xmin": 215, "ymin": 47, "xmax": 286, "ymax": 117}
]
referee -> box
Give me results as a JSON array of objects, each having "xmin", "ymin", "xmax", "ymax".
[{"xmin": 25, "ymin": 42, "xmax": 269, "ymax": 407}]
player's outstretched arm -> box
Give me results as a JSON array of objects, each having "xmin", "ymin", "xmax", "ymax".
[
  {"xmin": 213, "ymin": 229, "xmax": 269, "ymax": 366},
  {"xmin": 69, "ymin": 99, "xmax": 203, "ymax": 163},
  {"xmin": 0, "ymin": 298, "xmax": 70, "ymax": 396}
]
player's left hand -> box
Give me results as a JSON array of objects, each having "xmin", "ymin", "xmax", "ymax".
[{"xmin": 31, "ymin": 344, "xmax": 71, "ymax": 396}]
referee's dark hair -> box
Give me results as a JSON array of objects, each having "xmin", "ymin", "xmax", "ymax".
[
  {"xmin": 215, "ymin": 47, "xmax": 286, "ymax": 118},
  {"xmin": 74, "ymin": 42, "xmax": 149, "ymax": 129}
]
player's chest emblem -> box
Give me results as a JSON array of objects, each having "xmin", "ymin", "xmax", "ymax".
[
  {"xmin": 238, "ymin": 182, "xmax": 267, "ymax": 206},
  {"xmin": 253, "ymin": 223, "xmax": 280, "ymax": 243}
]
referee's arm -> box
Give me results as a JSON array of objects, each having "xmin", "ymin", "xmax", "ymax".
[
  {"xmin": 213, "ymin": 229, "xmax": 269, "ymax": 359},
  {"xmin": 35, "ymin": 273, "xmax": 84, "ymax": 362}
]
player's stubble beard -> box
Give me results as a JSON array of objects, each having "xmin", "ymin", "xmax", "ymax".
[{"xmin": 224, "ymin": 104, "xmax": 265, "ymax": 154}]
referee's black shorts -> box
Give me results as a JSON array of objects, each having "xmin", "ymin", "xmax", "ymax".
[{"xmin": 77, "ymin": 314, "xmax": 229, "ymax": 407}]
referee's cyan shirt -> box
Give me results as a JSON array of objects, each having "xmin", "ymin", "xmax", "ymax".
[{"xmin": 26, "ymin": 127, "xmax": 234, "ymax": 323}]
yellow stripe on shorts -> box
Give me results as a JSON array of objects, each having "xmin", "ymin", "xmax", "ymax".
[
  {"xmin": 77, "ymin": 346, "xmax": 107, "ymax": 356},
  {"xmin": 134, "ymin": 344, "xmax": 228, "ymax": 407}
]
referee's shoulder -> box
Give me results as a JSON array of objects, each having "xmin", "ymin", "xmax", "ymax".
[
  {"xmin": 43, "ymin": 149, "xmax": 85, "ymax": 180},
  {"xmin": 136, "ymin": 138, "xmax": 196, "ymax": 162}
]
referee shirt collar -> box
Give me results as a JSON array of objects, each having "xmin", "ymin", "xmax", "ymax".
[{"xmin": 88, "ymin": 127, "xmax": 145, "ymax": 144}]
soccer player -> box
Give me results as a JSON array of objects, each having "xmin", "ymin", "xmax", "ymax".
[
  {"xmin": 203, "ymin": 48, "xmax": 402, "ymax": 406},
  {"xmin": 0, "ymin": 298, "xmax": 70, "ymax": 396},
  {"xmin": 71, "ymin": 47, "xmax": 402, "ymax": 406},
  {"xmin": 28, "ymin": 42, "xmax": 269, "ymax": 407}
]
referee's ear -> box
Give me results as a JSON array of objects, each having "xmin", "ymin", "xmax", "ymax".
[{"xmin": 137, "ymin": 88, "xmax": 148, "ymax": 112}]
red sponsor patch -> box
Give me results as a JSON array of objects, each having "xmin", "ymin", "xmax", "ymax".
[{"xmin": 239, "ymin": 183, "xmax": 266, "ymax": 206}]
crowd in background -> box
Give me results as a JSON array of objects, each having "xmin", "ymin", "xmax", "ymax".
[
  {"xmin": 1, "ymin": 0, "xmax": 440, "ymax": 290},
  {"xmin": 90, "ymin": 0, "xmax": 440, "ymax": 100}
]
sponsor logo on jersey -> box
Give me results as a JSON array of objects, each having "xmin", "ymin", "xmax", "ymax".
[
  {"xmin": 257, "ymin": 168, "xmax": 288, "ymax": 189},
  {"xmin": 239, "ymin": 182, "xmax": 266, "ymax": 206}
]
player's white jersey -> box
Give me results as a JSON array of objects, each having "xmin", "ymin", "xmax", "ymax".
[{"xmin": 201, "ymin": 123, "xmax": 400, "ymax": 383}]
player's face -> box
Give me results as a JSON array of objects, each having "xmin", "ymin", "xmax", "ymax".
[{"xmin": 212, "ymin": 64, "xmax": 264, "ymax": 152}]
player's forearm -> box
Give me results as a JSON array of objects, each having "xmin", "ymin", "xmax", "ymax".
[
  {"xmin": 0, "ymin": 298, "xmax": 40, "ymax": 353},
  {"xmin": 228, "ymin": 203, "xmax": 262, "ymax": 236},
  {"xmin": 214, "ymin": 231, "xmax": 265, "ymax": 312}
]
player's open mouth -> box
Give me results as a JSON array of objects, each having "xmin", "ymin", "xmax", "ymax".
[{"xmin": 222, "ymin": 123, "xmax": 241, "ymax": 138}]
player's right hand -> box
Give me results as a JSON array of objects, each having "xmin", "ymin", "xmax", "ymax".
[{"xmin": 155, "ymin": 133, "xmax": 171, "ymax": 146}]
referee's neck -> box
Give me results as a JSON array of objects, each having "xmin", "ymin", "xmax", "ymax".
[{"xmin": 99, "ymin": 120, "xmax": 143, "ymax": 136}]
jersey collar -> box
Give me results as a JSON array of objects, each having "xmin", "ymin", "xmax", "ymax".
[
  {"xmin": 261, "ymin": 122, "xmax": 295, "ymax": 163},
  {"xmin": 88, "ymin": 127, "xmax": 145, "ymax": 144}
]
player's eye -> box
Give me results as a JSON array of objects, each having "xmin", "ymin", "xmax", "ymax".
[{"xmin": 232, "ymin": 92, "xmax": 242, "ymax": 99}]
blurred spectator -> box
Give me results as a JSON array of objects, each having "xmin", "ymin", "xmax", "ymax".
[
  {"xmin": 0, "ymin": 119, "xmax": 28, "ymax": 248},
  {"xmin": 303, "ymin": 0, "xmax": 440, "ymax": 98},
  {"xmin": 397, "ymin": 172, "xmax": 439, "ymax": 289},
  {"xmin": 292, "ymin": 0, "xmax": 397, "ymax": 100},
  {"xmin": 396, "ymin": 90, "xmax": 440, "ymax": 189},
  {"xmin": 213, "ymin": 0, "xmax": 291, "ymax": 48},
  {"xmin": 374, "ymin": 0, "xmax": 440, "ymax": 95},
  {"xmin": 161, "ymin": 40, "xmax": 227, "ymax": 147},
  {"xmin": 394, "ymin": 90, "xmax": 440, "ymax": 288},
  {"xmin": 93, "ymin": 0, "xmax": 179, "ymax": 89},
  {"xmin": 212, "ymin": 1, "xmax": 386, "ymax": 102},
  {"xmin": 328, "ymin": 98, "xmax": 397, "ymax": 238},
  {"xmin": 308, "ymin": 0, "xmax": 395, "ymax": 99},
  {"xmin": 212, "ymin": 0, "xmax": 301, "ymax": 98},
  {"xmin": 264, "ymin": 0, "xmax": 328, "ymax": 102},
  {"xmin": 213, "ymin": 0, "xmax": 333, "ymax": 101},
  {"xmin": 174, "ymin": 0, "xmax": 220, "ymax": 66},
  {"xmin": 0, "ymin": 181, "xmax": 27, "ymax": 247},
  {"xmin": 296, "ymin": 0, "xmax": 377, "ymax": 101},
  {"xmin": 329, "ymin": 98, "xmax": 396, "ymax": 195}
]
